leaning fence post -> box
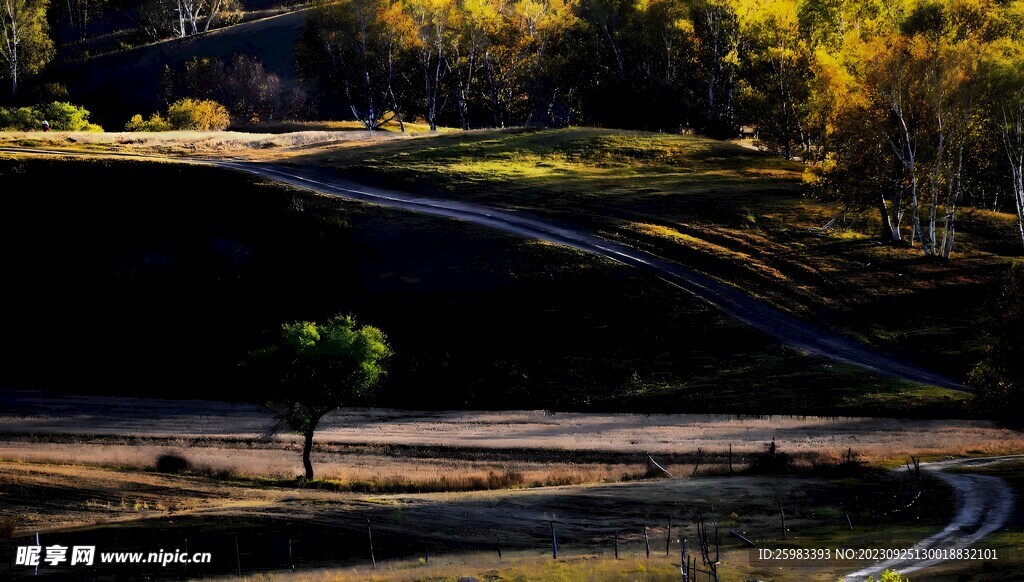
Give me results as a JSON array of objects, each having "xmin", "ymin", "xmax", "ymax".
[
  {"xmin": 644, "ymin": 525, "xmax": 650, "ymax": 558},
  {"xmin": 367, "ymin": 519, "xmax": 377, "ymax": 569},
  {"xmin": 234, "ymin": 536, "xmax": 241, "ymax": 576},
  {"xmin": 680, "ymin": 538, "xmax": 687, "ymax": 582},
  {"xmin": 496, "ymin": 534, "xmax": 502, "ymax": 560},
  {"xmin": 549, "ymin": 521, "xmax": 558, "ymax": 559},
  {"xmin": 777, "ymin": 497, "xmax": 787, "ymax": 540},
  {"xmin": 666, "ymin": 516, "xmax": 672, "ymax": 556}
]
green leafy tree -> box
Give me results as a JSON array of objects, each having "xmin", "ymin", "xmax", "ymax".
[
  {"xmin": 249, "ymin": 315, "xmax": 391, "ymax": 480},
  {"xmin": 0, "ymin": 0, "xmax": 53, "ymax": 96}
]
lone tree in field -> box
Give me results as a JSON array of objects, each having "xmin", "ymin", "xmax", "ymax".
[{"xmin": 250, "ymin": 315, "xmax": 391, "ymax": 480}]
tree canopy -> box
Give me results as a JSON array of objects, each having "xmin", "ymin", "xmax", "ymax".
[
  {"xmin": 0, "ymin": 0, "xmax": 53, "ymax": 96},
  {"xmin": 249, "ymin": 314, "xmax": 391, "ymax": 479}
]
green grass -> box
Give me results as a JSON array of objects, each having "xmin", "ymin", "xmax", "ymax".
[
  {"xmin": 0, "ymin": 155, "xmax": 973, "ymax": 416},
  {"xmin": 295, "ymin": 127, "xmax": 1024, "ymax": 383}
]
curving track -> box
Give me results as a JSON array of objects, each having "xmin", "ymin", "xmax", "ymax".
[
  {"xmin": 219, "ymin": 160, "xmax": 964, "ymax": 390},
  {"xmin": 0, "ymin": 147, "xmax": 964, "ymax": 390},
  {"xmin": 844, "ymin": 456, "xmax": 1019, "ymax": 581}
]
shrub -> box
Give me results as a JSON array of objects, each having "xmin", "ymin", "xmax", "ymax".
[
  {"xmin": 155, "ymin": 453, "xmax": 190, "ymax": 474},
  {"xmin": 166, "ymin": 55, "xmax": 290, "ymax": 124},
  {"xmin": 0, "ymin": 102, "xmax": 102, "ymax": 131},
  {"xmin": 867, "ymin": 570, "xmax": 910, "ymax": 582},
  {"xmin": 125, "ymin": 113, "xmax": 172, "ymax": 132},
  {"xmin": 36, "ymin": 102, "xmax": 103, "ymax": 131},
  {"xmin": 166, "ymin": 98, "xmax": 230, "ymax": 131},
  {"xmin": 748, "ymin": 438, "xmax": 793, "ymax": 474},
  {"xmin": 0, "ymin": 106, "xmax": 42, "ymax": 130}
]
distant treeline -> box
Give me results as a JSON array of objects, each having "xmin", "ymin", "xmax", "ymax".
[
  {"xmin": 293, "ymin": 0, "xmax": 1024, "ymax": 249},
  {"xmin": 3, "ymin": 0, "xmax": 1024, "ymax": 246}
]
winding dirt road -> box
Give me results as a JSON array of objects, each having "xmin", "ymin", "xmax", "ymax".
[
  {"xmin": 844, "ymin": 456, "xmax": 1019, "ymax": 581},
  {"xmin": 223, "ymin": 160, "xmax": 964, "ymax": 390},
  {"xmin": 0, "ymin": 147, "xmax": 1014, "ymax": 578},
  {"xmin": 0, "ymin": 147, "xmax": 963, "ymax": 389}
]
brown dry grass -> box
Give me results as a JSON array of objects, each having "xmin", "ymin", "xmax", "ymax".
[
  {"xmin": 0, "ymin": 440, "xmax": 657, "ymax": 494},
  {"xmin": 0, "ymin": 129, "xmax": 408, "ymax": 159},
  {"xmin": 4, "ymin": 393, "xmax": 1024, "ymax": 469}
]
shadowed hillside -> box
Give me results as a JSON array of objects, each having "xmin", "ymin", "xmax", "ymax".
[{"xmin": 50, "ymin": 9, "xmax": 311, "ymax": 128}]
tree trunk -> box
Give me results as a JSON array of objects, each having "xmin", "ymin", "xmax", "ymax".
[
  {"xmin": 8, "ymin": 48, "xmax": 17, "ymax": 96},
  {"xmin": 1013, "ymin": 162, "xmax": 1024, "ymax": 248},
  {"xmin": 302, "ymin": 428, "xmax": 315, "ymax": 480},
  {"xmin": 877, "ymin": 194, "xmax": 898, "ymax": 242}
]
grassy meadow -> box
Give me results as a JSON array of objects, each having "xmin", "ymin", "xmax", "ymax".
[
  {"xmin": 0, "ymin": 153, "xmax": 971, "ymax": 415},
  {"xmin": 294, "ymin": 127, "xmax": 1023, "ymax": 382}
]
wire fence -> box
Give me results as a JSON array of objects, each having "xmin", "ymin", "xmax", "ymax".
[{"xmin": 1, "ymin": 513, "xmax": 728, "ymax": 580}]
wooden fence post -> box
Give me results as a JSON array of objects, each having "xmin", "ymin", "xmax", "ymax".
[
  {"xmin": 614, "ymin": 530, "xmax": 619, "ymax": 560},
  {"xmin": 367, "ymin": 519, "xmax": 376, "ymax": 569},
  {"xmin": 550, "ymin": 521, "xmax": 558, "ymax": 559},
  {"xmin": 777, "ymin": 497, "xmax": 787, "ymax": 540},
  {"xmin": 234, "ymin": 536, "xmax": 241, "ymax": 577},
  {"xmin": 666, "ymin": 516, "xmax": 672, "ymax": 556},
  {"xmin": 496, "ymin": 534, "xmax": 502, "ymax": 560},
  {"xmin": 681, "ymin": 538, "xmax": 687, "ymax": 582},
  {"xmin": 644, "ymin": 525, "xmax": 650, "ymax": 558}
]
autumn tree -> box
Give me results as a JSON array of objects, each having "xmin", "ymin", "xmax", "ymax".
[
  {"xmin": 405, "ymin": 0, "xmax": 457, "ymax": 131},
  {"xmin": 0, "ymin": 0, "xmax": 52, "ymax": 96},
  {"xmin": 298, "ymin": 0, "xmax": 415, "ymax": 130},
  {"xmin": 692, "ymin": 0, "xmax": 739, "ymax": 135},
  {"xmin": 734, "ymin": 0, "xmax": 810, "ymax": 159},
  {"xmin": 165, "ymin": 55, "xmax": 289, "ymax": 123},
  {"xmin": 984, "ymin": 38, "xmax": 1024, "ymax": 247}
]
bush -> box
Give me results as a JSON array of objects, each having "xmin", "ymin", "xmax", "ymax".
[
  {"xmin": 166, "ymin": 98, "xmax": 231, "ymax": 131},
  {"xmin": 36, "ymin": 102, "xmax": 103, "ymax": 131},
  {"xmin": 125, "ymin": 113, "xmax": 172, "ymax": 132},
  {"xmin": 155, "ymin": 453, "xmax": 190, "ymax": 473},
  {"xmin": 169, "ymin": 55, "xmax": 286, "ymax": 124},
  {"xmin": 0, "ymin": 106, "xmax": 42, "ymax": 130},
  {"xmin": 867, "ymin": 570, "xmax": 910, "ymax": 582},
  {"xmin": 0, "ymin": 102, "xmax": 102, "ymax": 131}
]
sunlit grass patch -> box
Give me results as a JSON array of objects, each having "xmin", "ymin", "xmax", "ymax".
[{"xmin": 628, "ymin": 222, "xmax": 790, "ymax": 281}]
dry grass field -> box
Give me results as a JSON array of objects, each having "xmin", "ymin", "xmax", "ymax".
[
  {"xmin": 0, "ymin": 455, "xmax": 957, "ymax": 580},
  {"xmin": 4, "ymin": 393, "xmax": 1024, "ymax": 480}
]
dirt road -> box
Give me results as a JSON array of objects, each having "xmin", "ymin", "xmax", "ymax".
[
  {"xmin": 844, "ymin": 456, "xmax": 1019, "ymax": 581},
  {"xmin": 221, "ymin": 160, "xmax": 964, "ymax": 390},
  {"xmin": 0, "ymin": 146, "xmax": 962, "ymax": 389}
]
